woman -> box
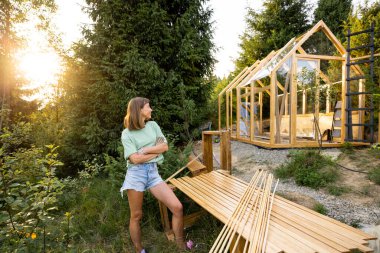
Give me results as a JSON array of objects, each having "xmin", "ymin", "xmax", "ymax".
[{"xmin": 120, "ymin": 97, "xmax": 186, "ymax": 253}]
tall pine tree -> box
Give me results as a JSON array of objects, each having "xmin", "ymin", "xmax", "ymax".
[
  {"xmin": 314, "ymin": 0, "xmax": 352, "ymax": 41},
  {"xmin": 235, "ymin": 0, "xmax": 310, "ymax": 71},
  {"xmin": 61, "ymin": 0, "xmax": 215, "ymax": 169}
]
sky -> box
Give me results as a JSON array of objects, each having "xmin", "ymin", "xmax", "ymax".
[{"xmin": 53, "ymin": 0, "xmax": 374, "ymax": 79}]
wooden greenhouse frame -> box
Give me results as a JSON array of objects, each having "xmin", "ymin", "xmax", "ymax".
[{"xmin": 218, "ymin": 20, "xmax": 379, "ymax": 148}]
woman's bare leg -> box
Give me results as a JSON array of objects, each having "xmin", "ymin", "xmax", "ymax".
[
  {"xmin": 150, "ymin": 182, "xmax": 185, "ymax": 249},
  {"xmin": 127, "ymin": 189, "xmax": 144, "ymax": 253}
]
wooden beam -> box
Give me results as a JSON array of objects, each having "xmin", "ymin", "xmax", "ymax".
[
  {"xmin": 257, "ymin": 79, "xmax": 271, "ymax": 95},
  {"xmin": 296, "ymin": 54, "xmax": 345, "ymax": 61},
  {"xmin": 351, "ymin": 53, "xmax": 380, "ymax": 61},
  {"xmin": 315, "ymin": 59, "xmax": 320, "ymax": 140},
  {"xmin": 227, "ymin": 61, "xmax": 260, "ymax": 92},
  {"xmin": 220, "ymin": 130, "xmax": 231, "ymax": 173},
  {"xmin": 302, "ymin": 89, "xmax": 307, "ymax": 114},
  {"xmin": 220, "ymin": 67, "xmax": 249, "ymax": 95},
  {"xmin": 219, "ymin": 67, "xmax": 249, "ymax": 130},
  {"xmin": 278, "ymin": 67, "xmax": 292, "ymax": 143},
  {"xmin": 318, "ymin": 20, "xmax": 346, "ymax": 55},
  {"xmin": 358, "ymin": 79, "xmax": 365, "ymax": 140},
  {"xmin": 290, "ymin": 54, "xmax": 297, "ymax": 144},
  {"xmin": 236, "ymin": 87, "xmax": 241, "ymax": 139},
  {"xmin": 270, "ymin": 72, "xmax": 276, "ymax": 145},
  {"xmin": 250, "ymin": 82, "xmax": 255, "ymax": 142},
  {"xmin": 259, "ymin": 92, "xmax": 263, "ymax": 135},
  {"xmin": 230, "ymin": 91, "xmax": 233, "ymax": 131},
  {"xmin": 237, "ymin": 50, "xmax": 278, "ymax": 88},
  {"xmin": 241, "ymin": 86, "xmax": 270, "ymax": 97},
  {"xmin": 276, "ymin": 80, "xmax": 285, "ymax": 91}
]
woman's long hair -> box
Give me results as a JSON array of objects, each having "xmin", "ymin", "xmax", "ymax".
[{"xmin": 124, "ymin": 97, "xmax": 150, "ymax": 130}]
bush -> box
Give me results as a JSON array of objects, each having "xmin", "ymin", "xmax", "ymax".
[
  {"xmin": 368, "ymin": 166, "xmax": 380, "ymax": 185},
  {"xmin": 275, "ymin": 150, "xmax": 339, "ymax": 189}
]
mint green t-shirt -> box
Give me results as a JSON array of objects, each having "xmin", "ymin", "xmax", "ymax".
[{"xmin": 121, "ymin": 121, "xmax": 167, "ymax": 167}]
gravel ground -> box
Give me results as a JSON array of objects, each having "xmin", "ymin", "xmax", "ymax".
[{"xmin": 211, "ymin": 140, "xmax": 380, "ymax": 227}]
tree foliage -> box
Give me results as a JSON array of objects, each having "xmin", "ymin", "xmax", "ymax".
[
  {"xmin": 314, "ymin": 0, "xmax": 352, "ymax": 41},
  {"xmin": 61, "ymin": 0, "xmax": 215, "ymax": 170},
  {"xmin": 235, "ymin": 0, "xmax": 310, "ymax": 72}
]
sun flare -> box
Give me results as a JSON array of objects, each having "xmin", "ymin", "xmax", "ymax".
[{"xmin": 16, "ymin": 50, "xmax": 62, "ymax": 101}]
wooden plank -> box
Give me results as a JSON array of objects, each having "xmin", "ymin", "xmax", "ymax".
[
  {"xmin": 171, "ymin": 177, "xmax": 282, "ymax": 253},
  {"xmin": 250, "ymin": 82, "xmax": 255, "ymax": 142},
  {"xmin": 236, "ymin": 87, "xmax": 241, "ymax": 139},
  {"xmin": 237, "ymin": 51, "xmax": 278, "ymax": 89},
  {"xmin": 270, "ymin": 72, "xmax": 276, "ymax": 145},
  {"xmin": 257, "ymin": 79, "xmax": 271, "ymax": 95},
  {"xmin": 296, "ymin": 53, "xmax": 345, "ymax": 61},
  {"xmin": 226, "ymin": 62, "xmax": 260, "ymax": 93},
  {"xmin": 351, "ymin": 53, "xmax": 380, "ymax": 61},
  {"xmin": 290, "ymin": 54, "xmax": 297, "ymax": 144},
  {"xmin": 358, "ymin": 79, "xmax": 365, "ymax": 140},
  {"xmin": 195, "ymin": 174, "xmax": 348, "ymax": 252},
  {"xmin": 259, "ymin": 92, "xmax": 263, "ymax": 135},
  {"xmin": 319, "ymin": 21, "xmax": 346, "ymax": 55},
  {"xmin": 211, "ymin": 172, "xmax": 375, "ymax": 241}
]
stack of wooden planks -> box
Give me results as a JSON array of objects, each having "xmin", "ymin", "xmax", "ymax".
[
  {"xmin": 170, "ymin": 170, "xmax": 376, "ymax": 253},
  {"xmin": 209, "ymin": 170, "xmax": 278, "ymax": 253}
]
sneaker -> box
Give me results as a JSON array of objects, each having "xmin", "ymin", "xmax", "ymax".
[
  {"xmin": 140, "ymin": 249, "xmax": 148, "ymax": 253},
  {"xmin": 186, "ymin": 240, "xmax": 194, "ymax": 250}
]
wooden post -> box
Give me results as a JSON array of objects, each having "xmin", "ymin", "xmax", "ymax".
[
  {"xmin": 220, "ymin": 130, "xmax": 231, "ymax": 174},
  {"xmin": 250, "ymin": 82, "xmax": 255, "ymax": 141},
  {"xmin": 358, "ymin": 79, "xmax": 365, "ymax": 140},
  {"xmin": 302, "ymin": 89, "xmax": 307, "ymax": 114},
  {"xmin": 315, "ymin": 59, "xmax": 320, "ymax": 141},
  {"xmin": 259, "ymin": 92, "xmax": 263, "ymax": 135},
  {"xmin": 270, "ymin": 72, "xmax": 276, "ymax": 145},
  {"xmin": 226, "ymin": 91, "xmax": 229, "ymax": 130},
  {"xmin": 285, "ymin": 90, "xmax": 289, "ymax": 115},
  {"xmin": 326, "ymin": 84, "xmax": 331, "ymax": 113},
  {"xmin": 290, "ymin": 55, "xmax": 297, "ymax": 145},
  {"xmin": 341, "ymin": 59, "xmax": 347, "ymax": 142},
  {"xmin": 237, "ymin": 87, "xmax": 241, "ymax": 139},
  {"xmin": 230, "ymin": 92, "xmax": 233, "ymax": 131},
  {"xmin": 202, "ymin": 132, "xmax": 213, "ymax": 172},
  {"xmin": 275, "ymin": 75, "xmax": 281, "ymax": 144},
  {"xmin": 218, "ymin": 95, "xmax": 221, "ymax": 130}
]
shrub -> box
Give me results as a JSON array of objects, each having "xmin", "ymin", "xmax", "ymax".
[
  {"xmin": 368, "ymin": 166, "xmax": 380, "ymax": 185},
  {"xmin": 275, "ymin": 150, "xmax": 339, "ymax": 189}
]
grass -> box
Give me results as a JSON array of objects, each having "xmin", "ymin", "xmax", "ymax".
[
  {"xmin": 313, "ymin": 203, "xmax": 328, "ymax": 215},
  {"xmin": 368, "ymin": 166, "xmax": 380, "ymax": 185},
  {"xmin": 275, "ymin": 150, "xmax": 339, "ymax": 189},
  {"xmin": 327, "ymin": 185, "xmax": 350, "ymax": 196}
]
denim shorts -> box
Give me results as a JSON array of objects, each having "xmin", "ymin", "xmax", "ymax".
[{"xmin": 120, "ymin": 162, "xmax": 163, "ymax": 195}]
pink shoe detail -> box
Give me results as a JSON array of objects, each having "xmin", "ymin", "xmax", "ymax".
[{"xmin": 186, "ymin": 240, "xmax": 194, "ymax": 250}]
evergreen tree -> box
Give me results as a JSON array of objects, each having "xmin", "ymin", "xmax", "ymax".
[
  {"xmin": 61, "ymin": 0, "xmax": 215, "ymax": 169},
  {"xmin": 235, "ymin": 0, "xmax": 310, "ymax": 72},
  {"xmin": 314, "ymin": 0, "xmax": 352, "ymax": 41}
]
